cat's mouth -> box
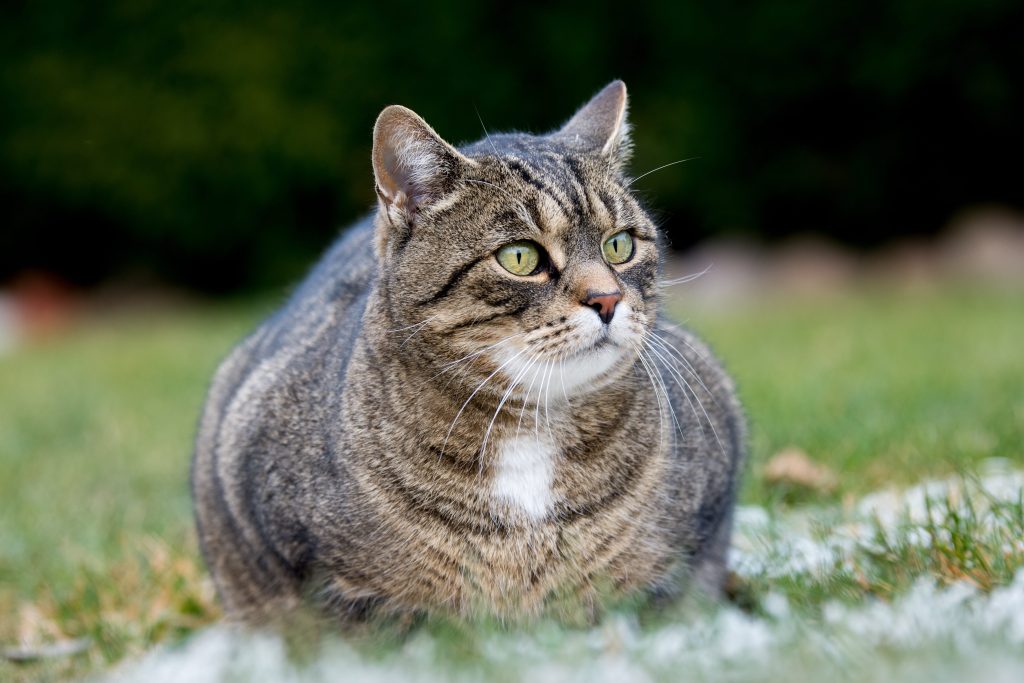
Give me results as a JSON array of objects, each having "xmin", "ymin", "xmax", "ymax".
[
  {"xmin": 575, "ymin": 330, "xmax": 618, "ymax": 357},
  {"xmin": 486, "ymin": 303, "xmax": 647, "ymax": 397},
  {"xmin": 545, "ymin": 305, "xmax": 644, "ymax": 366}
]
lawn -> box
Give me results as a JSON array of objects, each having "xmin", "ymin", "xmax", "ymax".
[{"xmin": 1, "ymin": 285, "xmax": 1022, "ymax": 681}]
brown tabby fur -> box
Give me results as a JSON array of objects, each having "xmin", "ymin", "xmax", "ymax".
[{"xmin": 191, "ymin": 81, "xmax": 745, "ymax": 626}]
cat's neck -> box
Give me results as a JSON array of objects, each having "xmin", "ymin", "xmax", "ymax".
[
  {"xmin": 362, "ymin": 286, "xmax": 650, "ymax": 442},
  {"xmin": 344, "ymin": 289, "xmax": 661, "ymax": 525}
]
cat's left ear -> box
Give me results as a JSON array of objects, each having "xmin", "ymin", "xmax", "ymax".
[
  {"xmin": 372, "ymin": 105, "xmax": 475, "ymax": 220},
  {"xmin": 554, "ymin": 80, "xmax": 632, "ymax": 169}
]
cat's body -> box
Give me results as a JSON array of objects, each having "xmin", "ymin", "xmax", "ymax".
[{"xmin": 192, "ymin": 82, "xmax": 744, "ymax": 625}]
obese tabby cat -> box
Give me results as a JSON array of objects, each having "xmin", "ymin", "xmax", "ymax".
[{"xmin": 191, "ymin": 81, "xmax": 745, "ymax": 625}]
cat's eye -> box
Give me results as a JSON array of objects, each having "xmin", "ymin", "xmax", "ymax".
[
  {"xmin": 602, "ymin": 231, "xmax": 634, "ymax": 265},
  {"xmin": 496, "ymin": 241, "xmax": 542, "ymax": 276}
]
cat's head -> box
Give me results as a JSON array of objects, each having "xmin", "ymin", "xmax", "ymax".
[{"xmin": 370, "ymin": 81, "xmax": 660, "ymax": 398}]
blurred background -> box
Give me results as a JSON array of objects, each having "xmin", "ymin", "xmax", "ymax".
[{"xmin": 3, "ymin": 0, "xmax": 1024, "ymax": 300}]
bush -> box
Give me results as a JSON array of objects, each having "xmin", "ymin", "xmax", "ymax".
[{"xmin": 2, "ymin": 1, "xmax": 1022, "ymax": 291}]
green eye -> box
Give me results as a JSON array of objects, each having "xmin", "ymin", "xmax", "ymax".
[
  {"xmin": 496, "ymin": 241, "xmax": 541, "ymax": 276},
  {"xmin": 602, "ymin": 231, "xmax": 634, "ymax": 264}
]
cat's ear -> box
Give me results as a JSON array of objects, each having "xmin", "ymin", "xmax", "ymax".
[
  {"xmin": 554, "ymin": 80, "xmax": 632, "ymax": 168},
  {"xmin": 372, "ymin": 105, "xmax": 474, "ymax": 220}
]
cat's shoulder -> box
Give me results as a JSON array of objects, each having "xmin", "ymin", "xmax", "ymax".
[
  {"xmin": 287, "ymin": 214, "xmax": 378, "ymax": 307},
  {"xmin": 206, "ymin": 216, "xmax": 378, "ymax": 410}
]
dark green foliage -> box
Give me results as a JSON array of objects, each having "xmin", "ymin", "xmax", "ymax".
[{"xmin": 2, "ymin": 1, "xmax": 1023, "ymax": 291}]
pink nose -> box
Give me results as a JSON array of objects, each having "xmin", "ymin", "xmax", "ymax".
[{"xmin": 582, "ymin": 290, "xmax": 622, "ymax": 324}]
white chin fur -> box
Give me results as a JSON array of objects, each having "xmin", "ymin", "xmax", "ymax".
[{"xmin": 491, "ymin": 303, "xmax": 640, "ymax": 400}]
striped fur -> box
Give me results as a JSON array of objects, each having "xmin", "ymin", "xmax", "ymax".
[{"xmin": 191, "ymin": 81, "xmax": 745, "ymax": 626}]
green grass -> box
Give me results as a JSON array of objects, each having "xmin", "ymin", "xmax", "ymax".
[
  {"xmin": 0, "ymin": 300, "xmax": 272, "ymax": 680},
  {"xmin": 680, "ymin": 287, "xmax": 1024, "ymax": 499},
  {"xmin": 1, "ymin": 285, "xmax": 1022, "ymax": 681}
]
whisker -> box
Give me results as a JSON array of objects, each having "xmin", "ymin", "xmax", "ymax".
[
  {"xmin": 534, "ymin": 360, "xmax": 550, "ymax": 442},
  {"xmin": 474, "ymin": 107, "xmax": 507, "ymax": 165},
  {"xmin": 632, "ymin": 344, "xmax": 681, "ymax": 446},
  {"xmin": 435, "ymin": 332, "xmax": 525, "ymax": 377},
  {"xmin": 440, "ymin": 345, "xmax": 530, "ymax": 459},
  {"xmin": 436, "ymin": 333, "xmax": 528, "ymax": 395},
  {"xmin": 460, "ymin": 177, "xmax": 512, "ymax": 200},
  {"xmin": 386, "ymin": 314, "xmax": 440, "ymax": 333},
  {"xmin": 515, "ymin": 354, "xmax": 544, "ymax": 441},
  {"xmin": 650, "ymin": 352, "xmax": 688, "ymax": 445},
  {"xmin": 480, "ymin": 354, "xmax": 537, "ymax": 472},
  {"xmin": 624, "ymin": 157, "xmax": 700, "ymax": 188},
  {"xmin": 647, "ymin": 332, "xmax": 719, "ymax": 405},
  {"xmin": 635, "ymin": 347, "xmax": 669, "ymax": 452},
  {"xmin": 543, "ymin": 357, "xmax": 556, "ymax": 441},
  {"xmin": 644, "ymin": 339, "xmax": 724, "ymax": 452},
  {"xmin": 398, "ymin": 316, "xmax": 440, "ymax": 348},
  {"xmin": 659, "ymin": 264, "xmax": 713, "ymax": 288},
  {"xmin": 644, "ymin": 340, "xmax": 702, "ymax": 424},
  {"xmin": 473, "ymin": 107, "xmax": 527, "ymax": 195},
  {"xmin": 558, "ymin": 349, "xmax": 572, "ymax": 407},
  {"xmin": 649, "ymin": 325, "xmax": 713, "ymax": 368}
]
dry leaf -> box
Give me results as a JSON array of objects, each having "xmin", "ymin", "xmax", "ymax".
[{"xmin": 763, "ymin": 447, "xmax": 838, "ymax": 494}]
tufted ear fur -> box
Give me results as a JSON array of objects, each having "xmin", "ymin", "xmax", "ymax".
[
  {"xmin": 553, "ymin": 80, "xmax": 632, "ymax": 169},
  {"xmin": 372, "ymin": 105, "xmax": 474, "ymax": 222}
]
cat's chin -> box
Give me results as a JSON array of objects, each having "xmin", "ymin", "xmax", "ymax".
[{"xmin": 554, "ymin": 343, "xmax": 632, "ymax": 395}]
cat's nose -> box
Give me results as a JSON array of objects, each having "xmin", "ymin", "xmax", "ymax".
[{"xmin": 581, "ymin": 290, "xmax": 622, "ymax": 324}]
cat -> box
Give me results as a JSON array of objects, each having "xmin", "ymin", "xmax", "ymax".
[{"xmin": 191, "ymin": 81, "xmax": 745, "ymax": 626}]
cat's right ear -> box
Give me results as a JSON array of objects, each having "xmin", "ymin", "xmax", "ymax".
[
  {"xmin": 554, "ymin": 80, "xmax": 632, "ymax": 170},
  {"xmin": 372, "ymin": 106, "xmax": 474, "ymax": 228}
]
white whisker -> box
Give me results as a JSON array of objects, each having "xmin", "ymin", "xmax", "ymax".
[
  {"xmin": 558, "ymin": 350, "xmax": 572, "ymax": 407},
  {"xmin": 632, "ymin": 344, "xmax": 678, "ymax": 447},
  {"xmin": 653, "ymin": 322, "xmax": 713, "ymax": 364},
  {"xmin": 515, "ymin": 354, "xmax": 544, "ymax": 441},
  {"xmin": 434, "ymin": 332, "xmax": 525, "ymax": 379},
  {"xmin": 398, "ymin": 316, "xmax": 440, "ymax": 348},
  {"xmin": 659, "ymin": 263, "xmax": 713, "ymax": 288},
  {"xmin": 479, "ymin": 353, "xmax": 537, "ymax": 472},
  {"xmin": 386, "ymin": 314, "xmax": 440, "ymax": 333},
  {"xmin": 441, "ymin": 345, "xmax": 530, "ymax": 459},
  {"xmin": 644, "ymin": 339, "xmax": 723, "ymax": 452},
  {"xmin": 534, "ymin": 360, "xmax": 550, "ymax": 442},
  {"xmin": 647, "ymin": 332, "xmax": 719, "ymax": 405},
  {"xmin": 644, "ymin": 340, "xmax": 702, "ymax": 423},
  {"xmin": 543, "ymin": 358, "xmax": 556, "ymax": 441},
  {"xmin": 624, "ymin": 157, "xmax": 699, "ymax": 188}
]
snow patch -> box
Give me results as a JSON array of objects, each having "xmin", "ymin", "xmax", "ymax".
[{"xmin": 102, "ymin": 464, "xmax": 1024, "ymax": 683}]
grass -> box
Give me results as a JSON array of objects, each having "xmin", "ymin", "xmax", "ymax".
[
  {"xmin": 680, "ymin": 286, "xmax": 1024, "ymax": 498},
  {"xmin": 732, "ymin": 469, "xmax": 1024, "ymax": 607},
  {"xmin": 1, "ymin": 284, "xmax": 1022, "ymax": 681},
  {"xmin": 0, "ymin": 300, "xmax": 270, "ymax": 681}
]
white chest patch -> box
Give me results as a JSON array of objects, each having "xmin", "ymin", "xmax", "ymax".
[{"xmin": 492, "ymin": 434, "xmax": 557, "ymax": 521}]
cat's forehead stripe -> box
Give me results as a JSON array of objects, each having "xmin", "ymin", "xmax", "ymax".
[
  {"xmin": 562, "ymin": 156, "xmax": 592, "ymax": 214},
  {"xmin": 536, "ymin": 192, "xmax": 570, "ymax": 234},
  {"xmin": 471, "ymin": 138, "xmax": 641, "ymax": 238},
  {"xmin": 597, "ymin": 189, "xmax": 620, "ymax": 224},
  {"xmin": 503, "ymin": 155, "xmax": 621, "ymax": 234},
  {"xmin": 587, "ymin": 187, "xmax": 613, "ymax": 226},
  {"xmin": 502, "ymin": 158, "xmax": 574, "ymax": 220}
]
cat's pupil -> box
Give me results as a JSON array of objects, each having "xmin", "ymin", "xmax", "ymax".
[
  {"xmin": 517, "ymin": 251, "xmax": 522, "ymax": 264},
  {"xmin": 612, "ymin": 238, "xmax": 619, "ymax": 253}
]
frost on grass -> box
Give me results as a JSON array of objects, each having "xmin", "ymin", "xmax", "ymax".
[{"xmin": 102, "ymin": 463, "xmax": 1024, "ymax": 683}]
